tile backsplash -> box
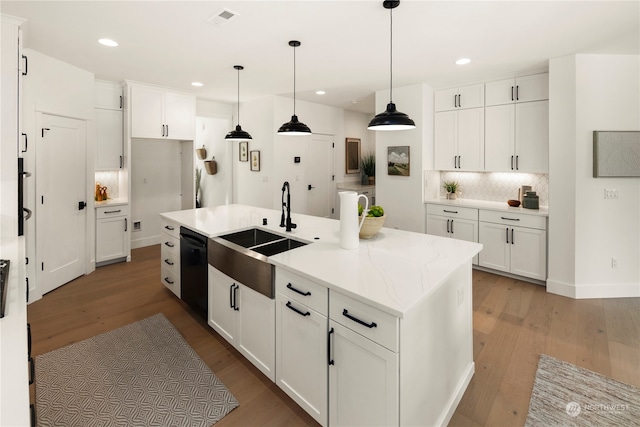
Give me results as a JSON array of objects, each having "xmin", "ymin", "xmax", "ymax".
[
  {"xmin": 439, "ymin": 171, "xmax": 549, "ymax": 206},
  {"xmin": 94, "ymin": 171, "xmax": 120, "ymax": 200}
]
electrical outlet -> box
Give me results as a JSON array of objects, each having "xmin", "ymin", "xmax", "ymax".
[
  {"xmin": 604, "ymin": 188, "xmax": 619, "ymax": 199},
  {"xmin": 611, "ymin": 257, "xmax": 618, "ymax": 268}
]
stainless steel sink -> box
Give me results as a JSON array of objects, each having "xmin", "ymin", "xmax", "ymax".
[{"xmin": 208, "ymin": 228, "xmax": 308, "ymax": 298}]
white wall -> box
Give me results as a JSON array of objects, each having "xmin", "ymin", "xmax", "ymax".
[
  {"xmin": 548, "ymin": 54, "xmax": 640, "ymax": 298},
  {"xmin": 195, "ymin": 116, "xmax": 233, "ymax": 207},
  {"xmin": 374, "ymin": 83, "xmax": 434, "ymax": 232}
]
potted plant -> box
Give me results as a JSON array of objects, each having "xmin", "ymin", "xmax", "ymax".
[
  {"xmin": 443, "ymin": 181, "xmax": 459, "ymax": 200},
  {"xmin": 361, "ymin": 152, "xmax": 376, "ymax": 185},
  {"xmin": 358, "ymin": 204, "xmax": 385, "ymax": 239}
]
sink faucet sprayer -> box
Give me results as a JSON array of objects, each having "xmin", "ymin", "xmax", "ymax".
[{"xmin": 280, "ymin": 181, "xmax": 297, "ymax": 232}]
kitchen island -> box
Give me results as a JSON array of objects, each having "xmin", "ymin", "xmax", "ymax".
[{"xmin": 161, "ymin": 204, "xmax": 482, "ymax": 427}]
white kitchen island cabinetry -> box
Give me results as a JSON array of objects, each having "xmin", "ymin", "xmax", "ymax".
[
  {"xmin": 208, "ymin": 265, "xmax": 275, "ymax": 381},
  {"xmin": 95, "ymin": 205, "xmax": 129, "ymax": 265},
  {"xmin": 275, "ymin": 268, "xmax": 329, "ymax": 426},
  {"xmin": 159, "ymin": 218, "xmax": 180, "ymax": 297},
  {"xmin": 128, "ymin": 83, "xmax": 195, "ymax": 140},
  {"xmin": 478, "ymin": 210, "xmax": 547, "ymax": 281}
]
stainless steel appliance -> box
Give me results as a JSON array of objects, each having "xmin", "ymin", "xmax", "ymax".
[{"xmin": 179, "ymin": 227, "xmax": 208, "ymax": 319}]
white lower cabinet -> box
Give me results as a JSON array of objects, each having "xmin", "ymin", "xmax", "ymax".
[
  {"xmin": 96, "ymin": 205, "xmax": 129, "ymax": 265},
  {"xmin": 160, "ymin": 218, "xmax": 180, "ymax": 297},
  {"xmin": 478, "ymin": 210, "xmax": 547, "ymax": 281},
  {"xmin": 208, "ymin": 265, "xmax": 275, "ymax": 381},
  {"xmin": 328, "ymin": 320, "xmax": 399, "ymax": 427},
  {"xmin": 426, "ymin": 204, "xmax": 479, "ymax": 265}
]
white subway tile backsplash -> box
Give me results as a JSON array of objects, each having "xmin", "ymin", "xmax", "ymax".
[
  {"xmin": 95, "ymin": 171, "xmax": 120, "ymax": 200},
  {"xmin": 439, "ymin": 171, "xmax": 549, "ymax": 206}
]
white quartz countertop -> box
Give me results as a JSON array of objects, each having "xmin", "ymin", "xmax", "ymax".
[
  {"xmin": 161, "ymin": 205, "xmax": 482, "ymax": 317},
  {"xmin": 426, "ymin": 197, "xmax": 549, "ymax": 217}
]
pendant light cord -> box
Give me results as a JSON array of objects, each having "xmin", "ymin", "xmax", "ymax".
[
  {"xmin": 389, "ymin": 5, "xmax": 393, "ymax": 103},
  {"xmin": 293, "ymin": 44, "xmax": 297, "ymax": 115},
  {"xmin": 237, "ymin": 67, "xmax": 241, "ymax": 126}
]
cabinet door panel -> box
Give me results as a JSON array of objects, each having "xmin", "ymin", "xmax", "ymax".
[
  {"xmin": 485, "ymin": 104, "xmax": 515, "ymax": 172},
  {"xmin": 237, "ymin": 284, "xmax": 275, "ymax": 381},
  {"xmin": 164, "ymin": 92, "xmax": 195, "ymax": 140},
  {"xmin": 96, "ymin": 216, "xmax": 126, "ymax": 261},
  {"xmin": 515, "ymin": 101, "xmax": 549, "ymax": 173},
  {"xmin": 329, "ymin": 321, "xmax": 398, "ymax": 427},
  {"xmin": 458, "ymin": 83, "xmax": 484, "ymax": 109},
  {"xmin": 511, "ymin": 227, "xmax": 547, "ymax": 280},
  {"xmin": 95, "ymin": 81, "xmax": 122, "ymax": 110},
  {"xmin": 130, "ymin": 85, "xmax": 164, "ymax": 138},
  {"xmin": 457, "ymin": 108, "xmax": 484, "ymax": 171},
  {"xmin": 208, "ymin": 266, "xmax": 237, "ymax": 343},
  {"xmin": 485, "ymin": 78, "xmax": 515, "ymax": 106},
  {"xmin": 95, "ymin": 108, "xmax": 123, "ymax": 170},
  {"xmin": 434, "ymin": 111, "xmax": 457, "ymax": 170},
  {"xmin": 434, "ymin": 88, "xmax": 459, "ymax": 112},
  {"xmin": 478, "ymin": 222, "xmax": 510, "ymax": 272},
  {"xmin": 426, "ymin": 215, "xmax": 449, "ymax": 238},
  {"xmin": 450, "ymin": 217, "xmax": 479, "ymax": 265},
  {"xmin": 276, "ymin": 296, "xmax": 328, "ymax": 426},
  {"xmin": 515, "ymin": 74, "xmax": 549, "ymax": 103}
]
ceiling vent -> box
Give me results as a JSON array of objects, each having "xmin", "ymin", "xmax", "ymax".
[{"xmin": 207, "ymin": 8, "xmax": 239, "ymax": 26}]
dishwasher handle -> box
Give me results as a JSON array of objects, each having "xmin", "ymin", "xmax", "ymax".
[{"xmin": 180, "ymin": 233, "xmax": 207, "ymax": 248}]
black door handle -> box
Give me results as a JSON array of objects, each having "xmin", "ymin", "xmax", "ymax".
[
  {"xmin": 78, "ymin": 201, "xmax": 86, "ymax": 210},
  {"xmin": 308, "ymin": 184, "xmax": 315, "ymax": 190}
]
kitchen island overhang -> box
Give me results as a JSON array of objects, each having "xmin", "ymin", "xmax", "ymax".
[{"xmin": 160, "ymin": 204, "xmax": 482, "ymax": 426}]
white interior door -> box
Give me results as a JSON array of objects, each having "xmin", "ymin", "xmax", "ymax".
[
  {"xmin": 306, "ymin": 135, "xmax": 332, "ymax": 218},
  {"xmin": 37, "ymin": 114, "xmax": 87, "ymax": 294}
]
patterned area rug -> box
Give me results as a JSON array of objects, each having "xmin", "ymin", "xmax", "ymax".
[
  {"xmin": 525, "ymin": 354, "xmax": 640, "ymax": 426},
  {"xmin": 36, "ymin": 313, "xmax": 239, "ymax": 426}
]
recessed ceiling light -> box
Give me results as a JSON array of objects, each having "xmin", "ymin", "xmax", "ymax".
[
  {"xmin": 456, "ymin": 58, "xmax": 471, "ymax": 65},
  {"xmin": 98, "ymin": 38, "xmax": 118, "ymax": 47},
  {"xmin": 316, "ymin": 90, "xmax": 326, "ymax": 95},
  {"xmin": 191, "ymin": 82, "xmax": 204, "ymax": 87}
]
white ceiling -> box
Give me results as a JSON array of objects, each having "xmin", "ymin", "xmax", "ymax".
[{"xmin": 2, "ymin": 1, "xmax": 639, "ymax": 114}]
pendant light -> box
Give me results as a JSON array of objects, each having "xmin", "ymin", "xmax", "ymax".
[
  {"xmin": 225, "ymin": 65, "xmax": 252, "ymax": 141},
  {"xmin": 368, "ymin": 0, "xmax": 416, "ymax": 131},
  {"xmin": 278, "ymin": 40, "xmax": 312, "ymax": 136}
]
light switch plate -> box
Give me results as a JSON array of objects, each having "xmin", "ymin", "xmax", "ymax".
[{"xmin": 604, "ymin": 188, "xmax": 619, "ymax": 199}]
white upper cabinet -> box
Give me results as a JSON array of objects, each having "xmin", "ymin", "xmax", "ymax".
[
  {"xmin": 434, "ymin": 83, "xmax": 484, "ymax": 112},
  {"xmin": 95, "ymin": 81, "xmax": 123, "ymax": 170},
  {"xmin": 485, "ymin": 73, "xmax": 548, "ymax": 106},
  {"xmin": 434, "ymin": 107, "xmax": 485, "ymax": 171},
  {"xmin": 129, "ymin": 83, "xmax": 195, "ymax": 140},
  {"xmin": 95, "ymin": 80, "xmax": 123, "ymax": 110}
]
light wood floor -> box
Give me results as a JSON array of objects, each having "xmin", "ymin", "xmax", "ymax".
[{"xmin": 27, "ymin": 245, "xmax": 640, "ymax": 427}]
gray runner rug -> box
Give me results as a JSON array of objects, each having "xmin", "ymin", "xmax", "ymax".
[
  {"xmin": 36, "ymin": 313, "xmax": 239, "ymax": 426},
  {"xmin": 525, "ymin": 354, "xmax": 640, "ymax": 426}
]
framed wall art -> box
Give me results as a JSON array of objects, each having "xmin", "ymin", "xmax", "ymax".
[
  {"xmin": 387, "ymin": 146, "xmax": 410, "ymax": 176},
  {"xmin": 345, "ymin": 137, "xmax": 361, "ymax": 174},
  {"xmin": 250, "ymin": 150, "xmax": 261, "ymax": 171},
  {"xmin": 239, "ymin": 141, "xmax": 248, "ymax": 162},
  {"xmin": 593, "ymin": 130, "xmax": 640, "ymax": 177}
]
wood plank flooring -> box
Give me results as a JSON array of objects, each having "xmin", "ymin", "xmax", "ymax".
[{"xmin": 27, "ymin": 246, "xmax": 640, "ymax": 427}]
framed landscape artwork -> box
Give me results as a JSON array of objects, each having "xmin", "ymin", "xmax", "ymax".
[{"xmin": 388, "ymin": 146, "xmax": 410, "ymax": 176}]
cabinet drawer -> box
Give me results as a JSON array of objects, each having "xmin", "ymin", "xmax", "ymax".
[
  {"xmin": 160, "ymin": 218, "xmax": 180, "ymax": 239},
  {"xmin": 161, "ymin": 265, "xmax": 180, "ymax": 298},
  {"xmin": 161, "ymin": 234, "xmax": 179, "ymax": 258},
  {"xmin": 96, "ymin": 205, "xmax": 129, "ymax": 219},
  {"xmin": 161, "ymin": 250, "xmax": 179, "ymax": 276},
  {"xmin": 479, "ymin": 209, "xmax": 547, "ymax": 230},
  {"xmin": 426, "ymin": 204, "xmax": 478, "ymax": 221},
  {"xmin": 276, "ymin": 268, "xmax": 328, "ymax": 316},
  {"xmin": 330, "ymin": 291, "xmax": 398, "ymax": 352}
]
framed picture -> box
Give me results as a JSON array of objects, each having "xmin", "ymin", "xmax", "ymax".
[
  {"xmin": 239, "ymin": 141, "xmax": 248, "ymax": 162},
  {"xmin": 345, "ymin": 137, "xmax": 361, "ymax": 174},
  {"xmin": 250, "ymin": 150, "xmax": 260, "ymax": 171},
  {"xmin": 388, "ymin": 146, "xmax": 410, "ymax": 176}
]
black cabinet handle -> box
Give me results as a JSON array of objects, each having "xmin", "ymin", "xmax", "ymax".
[
  {"xmin": 164, "ymin": 277, "xmax": 174, "ymax": 285},
  {"xmin": 26, "ymin": 277, "xmax": 29, "ymax": 302},
  {"xmin": 286, "ymin": 283, "xmax": 311, "ymax": 296},
  {"xmin": 342, "ymin": 309, "xmax": 377, "ymax": 328},
  {"xmin": 451, "ymin": 219, "xmax": 454, "ymax": 234},
  {"xmin": 22, "ymin": 54, "xmax": 28, "ymax": 76},
  {"xmin": 458, "ymin": 156, "xmax": 461, "ymax": 169},
  {"xmin": 30, "ymin": 404, "xmax": 35, "ymax": 427},
  {"xmin": 516, "ymin": 155, "xmax": 519, "ymax": 170},
  {"xmin": 233, "ymin": 284, "xmax": 239, "ymax": 311},
  {"xmin": 443, "ymin": 210, "xmax": 459, "ymax": 214},
  {"xmin": 511, "ymin": 86, "xmax": 514, "ymax": 101},
  {"xmin": 27, "ymin": 323, "xmax": 32, "ymax": 357},
  {"xmin": 511, "ymin": 155, "xmax": 514, "ymax": 170},
  {"xmin": 164, "ymin": 241, "xmax": 174, "ymax": 248},
  {"xmin": 119, "ymin": 95, "xmax": 123, "ymax": 109},
  {"xmin": 286, "ymin": 301, "xmax": 310, "ymax": 317},
  {"xmin": 120, "ymin": 155, "xmax": 123, "ymax": 169},
  {"xmin": 446, "ymin": 219, "xmax": 450, "ymax": 234},
  {"xmin": 506, "ymin": 227, "xmax": 509, "ymax": 244},
  {"xmin": 164, "ymin": 259, "xmax": 174, "ymax": 266},
  {"xmin": 164, "ymin": 225, "xmax": 174, "ymax": 231},
  {"xmin": 229, "ymin": 284, "xmax": 234, "ymax": 309},
  {"xmin": 21, "ymin": 133, "xmax": 27, "ymax": 153},
  {"xmin": 124, "ymin": 218, "xmax": 127, "ymax": 232},
  {"xmin": 511, "ymin": 228, "xmax": 515, "ymax": 245},
  {"xmin": 104, "ymin": 209, "xmax": 121, "ymax": 214},
  {"xmin": 500, "ymin": 217, "xmax": 520, "ymax": 221},
  {"xmin": 28, "ymin": 356, "xmax": 35, "ymax": 385},
  {"xmin": 458, "ymin": 94, "xmax": 462, "ymax": 108},
  {"xmin": 165, "ymin": 124, "xmax": 169, "ymax": 137},
  {"xmin": 516, "ymin": 85, "xmax": 519, "ymax": 101},
  {"xmin": 328, "ymin": 327, "xmax": 335, "ymax": 366}
]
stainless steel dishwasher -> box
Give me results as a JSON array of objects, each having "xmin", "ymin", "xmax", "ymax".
[{"xmin": 179, "ymin": 227, "xmax": 208, "ymax": 319}]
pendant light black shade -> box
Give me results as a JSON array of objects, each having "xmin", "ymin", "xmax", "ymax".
[
  {"xmin": 368, "ymin": 0, "xmax": 415, "ymax": 131},
  {"xmin": 226, "ymin": 65, "xmax": 252, "ymax": 141},
  {"xmin": 278, "ymin": 40, "xmax": 312, "ymax": 136}
]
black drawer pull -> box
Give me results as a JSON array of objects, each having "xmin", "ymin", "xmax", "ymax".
[
  {"xmin": 342, "ymin": 309, "xmax": 377, "ymax": 328},
  {"xmin": 104, "ymin": 209, "xmax": 121, "ymax": 214},
  {"xmin": 163, "ymin": 259, "xmax": 174, "ymax": 266},
  {"xmin": 286, "ymin": 283, "xmax": 311, "ymax": 296},
  {"xmin": 443, "ymin": 210, "xmax": 458, "ymax": 214},
  {"xmin": 286, "ymin": 301, "xmax": 310, "ymax": 317},
  {"xmin": 27, "ymin": 323, "xmax": 32, "ymax": 357},
  {"xmin": 30, "ymin": 404, "xmax": 36, "ymax": 427},
  {"xmin": 164, "ymin": 241, "xmax": 174, "ymax": 248},
  {"xmin": 28, "ymin": 356, "xmax": 35, "ymax": 385},
  {"xmin": 500, "ymin": 217, "xmax": 520, "ymax": 221},
  {"xmin": 164, "ymin": 225, "xmax": 174, "ymax": 231},
  {"xmin": 163, "ymin": 277, "xmax": 174, "ymax": 285}
]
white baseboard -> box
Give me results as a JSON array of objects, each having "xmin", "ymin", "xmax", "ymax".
[
  {"xmin": 547, "ymin": 279, "xmax": 640, "ymax": 299},
  {"xmin": 131, "ymin": 235, "xmax": 161, "ymax": 249}
]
